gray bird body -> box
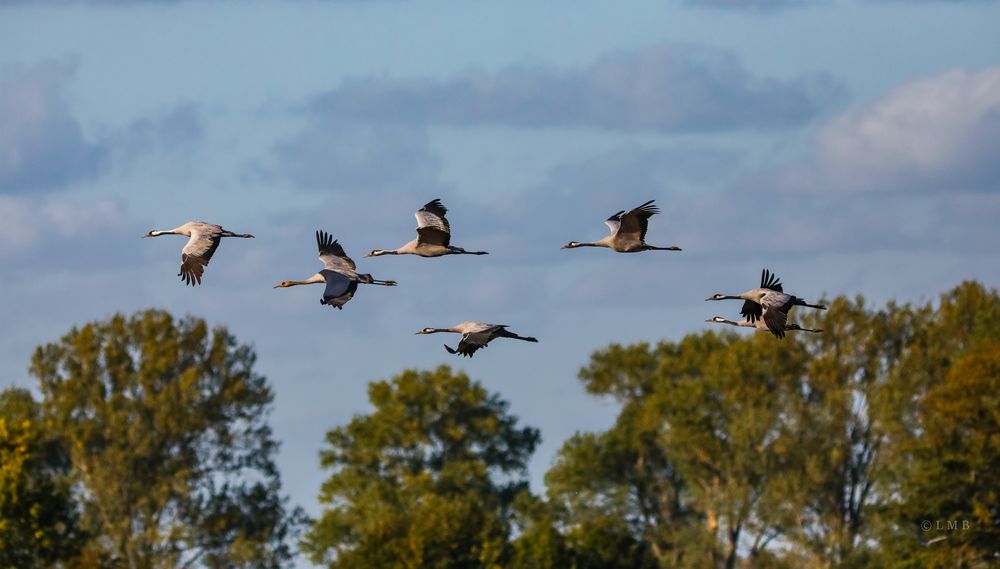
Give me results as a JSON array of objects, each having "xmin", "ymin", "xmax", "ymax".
[
  {"xmin": 706, "ymin": 269, "xmax": 826, "ymax": 338},
  {"xmin": 274, "ymin": 231, "xmax": 397, "ymax": 310},
  {"xmin": 143, "ymin": 220, "xmax": 254, "ymax": 286},
  {"xmin": 562, "ymin": 200, "xmax": 681, "ymax": 253},
  {"xmin": 415, "ymin": 321, "xmax": 538, "ymax": 357},
  {"xmin": 367, "ymin": 199, "xmax": 488, "ymax": 258}
]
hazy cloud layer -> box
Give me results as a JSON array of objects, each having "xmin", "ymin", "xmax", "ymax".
[
  {"xmin": 0, "ymin": 62, "xmax": 206, "ymax": 193},
  {"xmin": 266, "ymin": 115, "xmax": 443, "ymax": 193},
  {"xmin": 0, "ymin": 61, "xmax": 109, "ymax": 193},
  {"xmin": 772, "ymin": 66, "xmax": 1000, "ymax": 193},
  {"xmin": 0, "ymin": 194, "xmax": 140, "ymax": 268},
  {"xmin": 113, "ymin": 102, "xmax": 204, "ymax": 161},
  {"xmin": 687, "ymin": 0, "xmax": 810, "ymax": 11},
  {"xmin": 311, "ymin": 44, "xmax": 846, "ymax": 132}
]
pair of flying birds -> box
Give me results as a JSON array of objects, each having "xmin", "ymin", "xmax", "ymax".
[{"xmin": 143, "ymin": 199, "xmax": 821, "ymax": 355}]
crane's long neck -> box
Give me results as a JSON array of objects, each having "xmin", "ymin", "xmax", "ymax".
[
  {"xmin": 221, "ymin": 231, "xmax": 254, "ymax": 238},
  {"xmin": 370, "ymin": 249, "xmax": 401, "ymax": 256},
  {"xmin": 715, "ymin": 318, "xmax": 753, "ymax": 328},
  {"xmin": 276, "ymin": 274, "xmax": 325, "ymax": 287},
  {"xmin": 714, "ymin": 294, "xmax": 744, "ymax": 301}
]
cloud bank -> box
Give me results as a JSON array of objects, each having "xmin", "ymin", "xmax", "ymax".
[
  {"xmin": 311, "ymin": 44, "xmax": 845, "ymax": 132},
  {"xmin": 773, "ymin": 66, "xmax": 1000, "ymax": 193}
]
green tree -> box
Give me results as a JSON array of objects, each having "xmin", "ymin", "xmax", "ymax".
[
  {"xmin": 0, "ymin": 388, "xmax": 84, "ymax": 568},
  {"xmin": 544, "ymin": 282, "xmax": 1000, "ymax": 568},
  {"xmin": 872, "ymin": 283, "xmax": 1000, "ymax": 568},
  {"xmin": 546, "ymin": 332, "xmax": 811, "ymax": 568},
  {"xmin": 303, "ymin": 366, "xmax": 540, "ymax": 568},
  {"xmin": 782, "ymin": 295, "xmax": 923, "ymax": 566},
  {"xmin": 29, "ymin": 309, "xmax": 303, "ymax": 569}
]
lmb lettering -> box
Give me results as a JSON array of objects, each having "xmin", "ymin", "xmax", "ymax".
[{"xmin": 936, "ymin": 521, "xmax": 971, "ymax": 530}]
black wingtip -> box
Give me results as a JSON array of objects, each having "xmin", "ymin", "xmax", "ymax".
[
  {"xmin": 637, "ymin": 199, "xmax": 660, "ymax": 215},
  {"xmin": 422, "ymin": 199, "xmax": 448, "ymax": 215},
  {"xmin": 444, "ymin": 344, "xmax": 457, "ymax": 354}
]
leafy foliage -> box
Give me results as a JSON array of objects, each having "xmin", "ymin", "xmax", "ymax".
[
  {"xmin": 303, "ymin": 366, "xmax": 540, "ymax": 568},
  {"xmin": 27, "ymin": 309, "xmax": 304, "ymax": 569},
  {"xmin": 5, "ymin": 284, "xmax": 999, "ymax": 568},
  {"xmin": 544, "ymin": 282, "xmax": 1000, "ymax": 568},
  {"xmin": 0, "ymin": 388, "xmax": 84, "ymax": 569}
]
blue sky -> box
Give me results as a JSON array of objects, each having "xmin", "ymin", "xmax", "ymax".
[{"xmin": 2, "ymin": 0, "xmax": 999, "ymax": 537}]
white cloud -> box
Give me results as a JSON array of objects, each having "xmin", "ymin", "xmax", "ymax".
[{"xmin": 774, "ymin": 67, "xmax": 1000, "ymax": 193}]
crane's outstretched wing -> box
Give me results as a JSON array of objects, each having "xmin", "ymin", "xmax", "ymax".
[
  {"xmin": 741, "ymin": 300, "xmax": 763, "ymax": 323},
  {"xmin": 616, "ymin": 200, "xmax": 660, "ymax": 242},
  {"xmin": 603, "ymin": 210, "xmax": 625, "ymax": 236},
  {"xmin": 760, "ymin": 268, "xmax": 784, "ymax": 293},
  {"xmin": 415, "ymin": 199, "xmax": 451, "ymax": 247},
  {"xmin": 446, "ymin": 331, "xmax": 492, "ymax": 357},
  {"xmin": 179, "ymin": 229, "xmax": 222, "ymax": 286},
  {"xmin": 760, "ymin": 293, "xmax": 792, "ymax": 338},
  {"xmin": 319, "ymin": 270, "xmax": 358, "ymax": 309},
  {"xmin": 316, "ymin": 230, "xmax": 357, "ymax": 272}
]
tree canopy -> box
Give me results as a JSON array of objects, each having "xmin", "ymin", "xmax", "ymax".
[
  {"xmin": 0, "ymin": 388, "xmax": 84, "ymax": 569},
  {"xmin": 536, "ymin": 281, "xmax": 1000, "ymax": 568},
  {"xmin": 15, "ymin": 309, "xmax": 304, "ymax": 569},
  {"xmin": 3, "ymin": 284, "xmax": 999, "ymax": 568},
  {"xmin": 303, "ymin": 366, "xmax": 540, "ymax": 568}
]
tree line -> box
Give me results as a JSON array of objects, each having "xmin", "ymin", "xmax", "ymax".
[{"xmin": 2, "ymin": 282, "xmax": 998, "ymax": 568}]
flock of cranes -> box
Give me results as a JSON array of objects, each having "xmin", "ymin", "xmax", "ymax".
[{"xmin": 143, "ymin": 199, "xmax": 826, "ymax": 357}]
